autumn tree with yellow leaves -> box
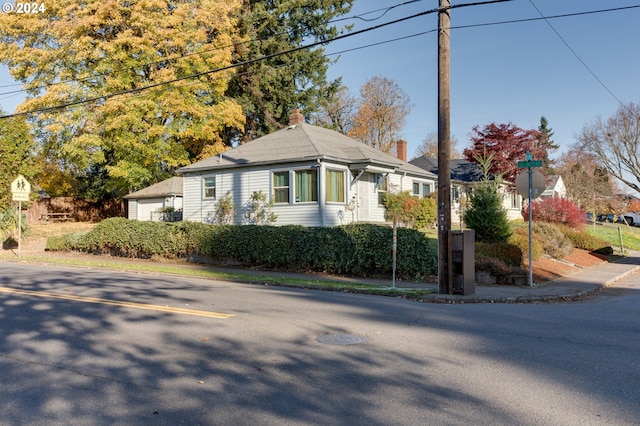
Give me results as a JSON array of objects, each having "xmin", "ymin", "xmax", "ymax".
[
  {"xmin": 0, "ymin": 0, "xmax": 246, "ymax": 197},
  {"xmin": 348, "ymin": 76, "xmax": 412, "ymax": 154}
]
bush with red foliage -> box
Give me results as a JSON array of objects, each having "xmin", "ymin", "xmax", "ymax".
[{"xmin": 523, "ymin": 197, "xmax": 586, "ymax": 230}]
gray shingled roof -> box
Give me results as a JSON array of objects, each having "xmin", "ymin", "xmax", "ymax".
[
  {"xmin": 410, "ymin": 157, "xmax": 490, "ymax": 182},
  {"xmin": 177, "ymin": 123, "xmax": 434, "ymax": 178},
  {"xmin": 124, "ymin": 176, "xmax": 183, "ymax": 199}
]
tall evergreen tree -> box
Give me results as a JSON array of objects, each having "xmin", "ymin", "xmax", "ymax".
[
  {"xmin": 224, "ymin": 0, "xmax": 353, "ymax": 144},
  {"xmin": 538, "ymin": 116, "xmax": 559, "ymax": 174},
  {"xmin": 462, "ymin": 154, "xmax": 511, "ymax": 243}
]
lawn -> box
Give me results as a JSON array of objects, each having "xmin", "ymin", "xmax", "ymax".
[{"xmin": 585, "ymin": 222, "xmax": 640, "ymax": 252}]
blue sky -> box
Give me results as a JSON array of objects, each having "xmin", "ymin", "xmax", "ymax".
[
  {"xmin": 326, "ymin": 0, "xmax": 640, "ymax": 159},
  {"xmin": 1, "ymin": 0, "xmax": 639, "ymax": 162}
]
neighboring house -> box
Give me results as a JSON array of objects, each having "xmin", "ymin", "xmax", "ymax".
[
  {"xmin": 409, "ymin": 157, "xmax": 523, "ymax": 224},
  {"xmin": 176, "ymin": 109, "xmax": 436, "ymax": 227},
  {"xmin": 123, "ymin": 176, "xmax": 183, "ymax": 221},
  {"xmin": 540, "ymin": 175, "xmax": 566, "ymax": 199}
]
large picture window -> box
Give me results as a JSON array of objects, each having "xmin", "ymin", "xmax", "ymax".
[
  {"xmin": 295, "ymin": 169, "xmax": 318, "ymax": 202},
  {"xmin": 273, "ymin": 171, "xmax": 290, "ymax": 204},
  {"xmin": 203, "ymin": 177, "xmax": 216, "ymax": 199},
  {"xmin": 326, "ymin": 169, "xmax": 345, "ymax": 203}
]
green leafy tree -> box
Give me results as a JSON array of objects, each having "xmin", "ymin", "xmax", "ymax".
[
  {"xmin": 0, "ymin": 108, "xmax": 38, "ymax": 206},
  {"xmin": 463, "ymin": 154, "xmax": 511, "ymax": 243},
  {"xmin": 224, "ymin": 0, "xmax": 353, "ymax": 143},
  {"xmin": 0, "ymin": 0, "xmax": 246, "ymax": 198}
]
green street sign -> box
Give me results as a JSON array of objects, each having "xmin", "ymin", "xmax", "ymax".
[{"xmin": 517, "ymin": 160, "xmax": 542, "ymax": 168}]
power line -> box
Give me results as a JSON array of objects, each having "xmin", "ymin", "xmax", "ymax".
[
  {"xmin": 1, "ymin": 0, "xmax": 513, "ymax": 120},
  {"xmin": 527, "ymin": 0, "xmax": 625, "ymax": 107},
  {"xmin": 0, "ymin": 0, "xmax": 430, "ymax": 94}
]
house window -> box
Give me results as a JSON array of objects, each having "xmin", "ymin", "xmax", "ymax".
[
  {"xmin": 203, "ymin": 177, "xmax": 216, "ymax": 199},
  {"xmin": 326, "ymin": 169, "xmax": 345, "ymax": 203},
  {"xmin": 273, "ymin": 171, "xmax": 290, "ymax": 204},
  {"xmin": 412, "ymin": 182, "xmax": 420, "ymax": 197},
  {"xmin": 511, "ymin": 192, "xmax": 521, "ymax": 209},
  {"xmin": 377, "ymin": 174, "xmax": 388, "ymax": 205},
  {"xmin": 452, "ymin": 185, "xmax": 460, "ymax": 203},
  {"xmin": 295, "ymin": 169, "xmax": 318, "ymax": 202},
  {"xmin": 422, "ymin": 183, "xmax": 431, "ymax": 197}
]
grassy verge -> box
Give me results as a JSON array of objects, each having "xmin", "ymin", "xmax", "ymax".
[
  {"xmin": 9, "ymin": 254, "xmax": 436, "ymax": 299},
  {"xmin": 586, "ymin": 222, "xmax": 640, "ymax": 252}
]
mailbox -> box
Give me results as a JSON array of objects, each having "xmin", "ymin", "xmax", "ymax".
[{"xmin": 448, "ymin": 230, "xmax": 475, "ymax": 295}]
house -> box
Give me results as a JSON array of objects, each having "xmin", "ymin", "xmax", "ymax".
[
  {"xmin": 409, "ymin": 157, "xmax": 523, "ymax": 224},
  {"xmin": 540, "ymin": 175, "xmax": 566, "ymax": 199},
  {"xmin": 176, "ymin": 109, "xmax": 436, "ymax": 227},
  {"xmin": 123, "ymin": 176, "xmax": 183, "ymax": 221}
]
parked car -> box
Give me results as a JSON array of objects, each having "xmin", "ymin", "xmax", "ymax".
[{"xmin": 623, "ymin": 212, "xmax": 640, "ymax": 226}]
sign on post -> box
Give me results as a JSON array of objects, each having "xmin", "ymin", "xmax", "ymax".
[
  {"xmin": 10, "ymin": 175, "xmax": 31, "ymax": 257},
  {"xmin": 11, "ymin": 175, "xmax": 31, "ymax": 201},
  {"xmin": 517, "ymin": 152, "xmax": 543, "ymax": 288}
]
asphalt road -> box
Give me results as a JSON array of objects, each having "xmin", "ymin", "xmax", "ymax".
[{"xmin": 0, "ymin": 262, "xmax": 638, "ymax": 425}]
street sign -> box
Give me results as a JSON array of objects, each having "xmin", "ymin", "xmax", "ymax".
[
  {"xmin": 515, "ymin": 169, "xmax": 546, "ymax": 199},
  {"xmin": 517, "ymin": 160, "xmax": 543, "ymax": 168},
  {"xmin": 9, "ymin": 175, "xmax": 31, "ymax": 257},
  {"xmin": 12, "ymin": 192, "xmax": 29, "ymax": 202},
  {"xmin": 11, "ymin": 174, "xmax": 31, "ymax": 194}
]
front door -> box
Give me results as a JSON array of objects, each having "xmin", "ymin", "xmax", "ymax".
[{"xmin": 357, "ymin": 173, "xmax": 372, "ymax": 222}]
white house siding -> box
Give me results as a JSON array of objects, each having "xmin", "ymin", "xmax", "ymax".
[{"xmin": 182, "ymin": 163, "xmax": 436, "ymax": 227}]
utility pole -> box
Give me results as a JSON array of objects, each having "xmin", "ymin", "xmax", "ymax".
[{"xmin": 437, "ymin": 0, "xmax": 452, "ymax": 294}]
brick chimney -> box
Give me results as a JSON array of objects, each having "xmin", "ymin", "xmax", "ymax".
[
  {"xmin": 396, "ymin": 139, "xmax": 407, "ymax": 162},
  {"xmin": 289, "ymin": 108, "xmax": 304, "ymax": 125}
]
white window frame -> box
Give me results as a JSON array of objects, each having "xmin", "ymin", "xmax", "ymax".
[
  {"xmin": 203, "ymin": 176, "xmax": 216, "ymax": 199},
  {"xmin": 326, "ymin": 168, "xmax": 346, "ymax": 203},
  {"xmin": 272, "ymin": 170, "xmax": 291, "ymax": 204}
]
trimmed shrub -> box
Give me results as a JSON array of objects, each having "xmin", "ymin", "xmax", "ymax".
[
  {"xmin": 532, "ymin": 222, "xmax": 574, "ymax": 259},
  {"xmin": 55, "ymin": 218, "xmax": 438, "ymax": 281},
  {"xmin": 46, "ymin": 232, "xmax": 87, "ymax": 251},
  {"xmin": 476, "ymin": 241, "xmax": 523, "ymax": 266},
  {"xmin": 524, "ymin": 197, "xmax": 586, "ymax": 230},
  {"xmin": 557, "ymin": 224, "xmax": 613, "ymax": 254},
  {"xmin": 508, "ymin": 227, "xmax": 544, "ymax": 261},
  {"xmin": 475, "ymin": 257, "xmax": 517, "ymax": 284}
]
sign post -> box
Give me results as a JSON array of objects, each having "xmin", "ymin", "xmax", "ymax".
[
  {"xmin": 10, "ymin": 175, "xmax": 31, "ymax": 257},
  {"xmin": 516, "ymin": 152, "xmax": 544, "ymax": 287}
]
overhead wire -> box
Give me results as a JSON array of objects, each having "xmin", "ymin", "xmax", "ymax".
[
  {"xmin": 0, "ymin": 0, "xmax": 514, "ymax": 119},
  {"xmin": 3, "ymin": 0, "xmax": 637, "ymax": 120},
  {"xmin": 0, "ymin": 0, "xmax": 429, "ymax": 94},
  {"xmin": 526, "ymin": 0, "xmax": 625, "ymax": 107}
]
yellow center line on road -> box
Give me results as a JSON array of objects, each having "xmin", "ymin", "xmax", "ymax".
[{"xmin": 0, "ymin": 286, "xmax": 234, "ymax": 319}]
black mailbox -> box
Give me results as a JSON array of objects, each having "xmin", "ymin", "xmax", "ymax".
[{"xmin": 448, "ymin": 230, "xmax": 475, "ymax": 295}]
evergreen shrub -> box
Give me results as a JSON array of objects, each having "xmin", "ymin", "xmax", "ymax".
[
  {"xmin": 54, "ymin": 218, "xmax": 438, "ymax": 281},
  {"xmin": 476, "ymin": 241, "xmax": 523, "ymax": 266}
]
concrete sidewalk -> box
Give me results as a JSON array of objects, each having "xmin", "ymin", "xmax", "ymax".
[{"xmin": 414, "ymin": 251, "xmax": 640, "ymax": 303}]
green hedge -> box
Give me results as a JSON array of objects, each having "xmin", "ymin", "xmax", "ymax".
[{"xmin": 52, "ymin": 218, "xmax": 438, "ymax": 281}]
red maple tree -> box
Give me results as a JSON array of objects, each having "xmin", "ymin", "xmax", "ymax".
[{"xmin": 463, "ymin": 123, "xmax": 546, "ymax": 184}]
